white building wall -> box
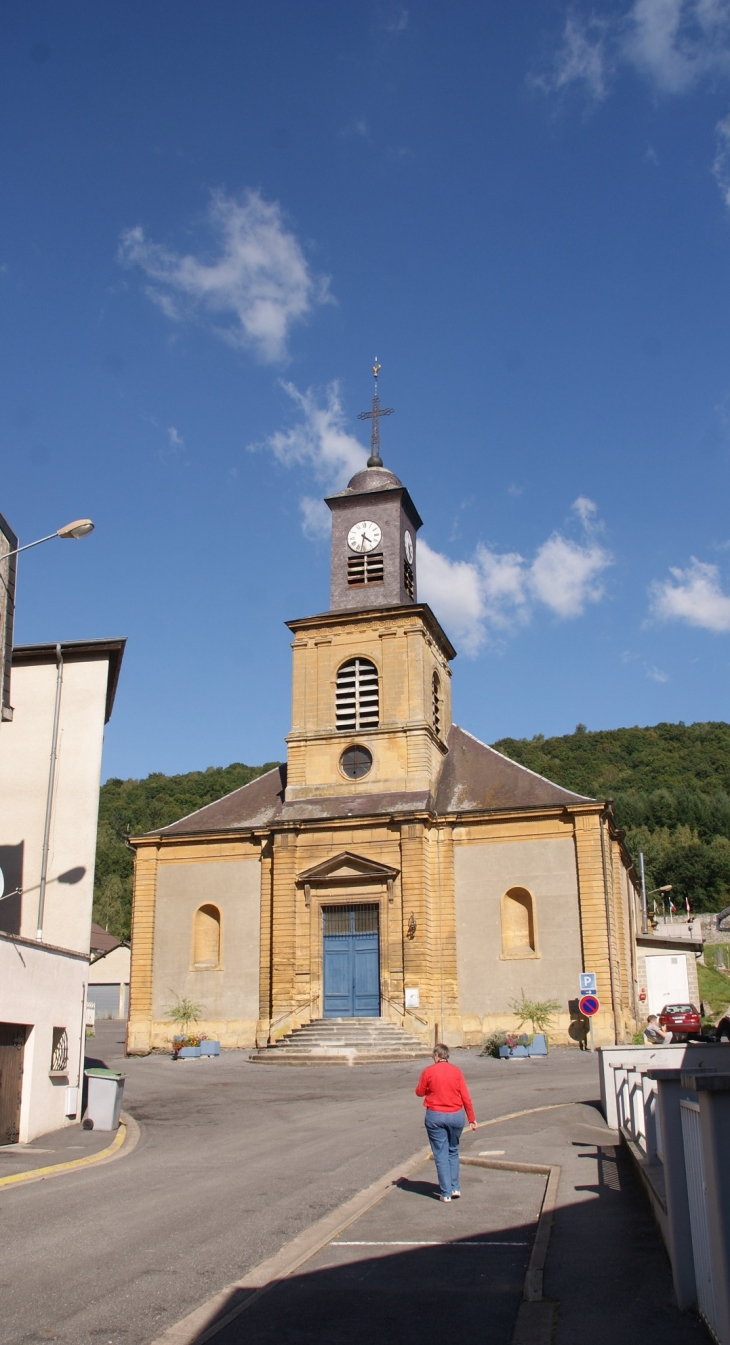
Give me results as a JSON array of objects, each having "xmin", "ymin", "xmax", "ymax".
[
  {"xmin": 0, "ymin": 657, "xmax": 109, "ymax": 952},
  {"xmin": 88, "ymin": 945, "xmax": 131, "ymax": 985},
  {"xmin": 0, "ymin": 935, "xmax": 87, "ymax": 1142},
  {"xmin": 0, "ymin": 642, "xmax": 122, "ymax": 1141}
]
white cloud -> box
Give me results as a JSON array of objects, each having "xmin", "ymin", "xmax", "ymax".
[
  {"xmin": 340, "ymin": 119, "xmax": 369, "ymax": 140},
  {"xmin": 419, "ymin": 498, "xmax": 612, "ymax": 655},
  {"xmin": 650, "ymin": 556, "xmax": 730, "ymax": 630},
  {"xmin": 252, "ymin": 381, "xmax": 368, "ymax": 538},
  {"xmin": 167, "ymin": 426, "xmax": 184, "ymax": 449},
  {"xmin": 384, "ymin": 8, "xmax": 409, "ymax": 32},
  {"xmin": 529, "ymin": 532, "xmax": 609, "ymax": 616},
  {"xmin": 536, "ymin": 13, "xmax": 610, "ymax": 100},
  {"xmin": 647, "ymin": 665, "xmax": 670, "ymax": 682},
  {"xmin": 713, "ymin": 112, "xmax": 730, "ymax": 207},
  {"xmin": 627, "ymin": 0, "xmax": 730, "ymax": 93},
  {"xmin": 119, "ymin": 189, "xmax": 331, "ymax": 363},
  {"xmin": 257, "ymin": 386, "xmax": 612, "ymax": 651},
  {"xmin": 299, "ymin": 496, "xmax": 332, "ymax": 541},
  {"xmin": 256, "ymin": 381, "xmax": 367, "ymax": 483},
  {"xmin": 538, "ymin": 1, "xmax": 730, "ymax": 103},
  {"xmin": 418, "ymin": 542, "xmax": 490, "ymax": 656}
]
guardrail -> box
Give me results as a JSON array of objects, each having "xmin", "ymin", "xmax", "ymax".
[{"xmin": 600, "ymin": 1044, "xmax": 730, "ymax": 1342}]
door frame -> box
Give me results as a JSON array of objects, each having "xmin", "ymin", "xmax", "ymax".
[
  {"xmin": 309, "ymin": 889, "xmax": 390, "ymax": 1020},
  {"xmin": 322, "ymin": 902, "xmax": 381, "ymax": 1018},
  {"xmin": 296, "ymin": 851, "xmax": 401, "ymax": 1022}
]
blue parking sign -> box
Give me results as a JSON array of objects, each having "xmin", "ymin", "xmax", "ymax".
[{"xmin": 580, "ymin": 972, "xmax": 597, "ymax": 994}]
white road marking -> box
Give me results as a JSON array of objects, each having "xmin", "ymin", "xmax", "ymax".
[{"xmin": 333, "ymin": 1240, "xmax": 530, "ymax": 1247}]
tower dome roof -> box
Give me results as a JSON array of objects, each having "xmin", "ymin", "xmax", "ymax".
[{"xmin": 346, "ymin": 465, "xmax": 403, "ymax": 493}]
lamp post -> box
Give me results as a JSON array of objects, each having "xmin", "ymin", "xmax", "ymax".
[
  {"xmin": 639, "ymin": 852, "xmax": 672, "ymax": 934},
  {"xmin": 3, "ymin": 518, "xmax": 94, "ymax": 561}
]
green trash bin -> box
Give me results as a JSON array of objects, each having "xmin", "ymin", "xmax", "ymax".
[{"xmin": 84, "ymin": 1068, "xmax": 126, "ymax": 1131}]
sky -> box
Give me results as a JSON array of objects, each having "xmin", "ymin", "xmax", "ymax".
[{"xmin": 3, "ymin": 0, "xmax": 730, "ymax": 781}]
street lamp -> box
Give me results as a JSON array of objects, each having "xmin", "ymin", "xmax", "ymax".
[{"xmin": 3, "ymin": 518, "xmax": 94, "ymax": 561}]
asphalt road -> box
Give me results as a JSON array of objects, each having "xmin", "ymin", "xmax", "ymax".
[{"xmin": 1, "ymin": 1023, "xmax": 598, "ymax": 1345}]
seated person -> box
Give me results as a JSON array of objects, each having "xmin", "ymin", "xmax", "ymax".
[
  {"xmin": 714, "ymin": 1015, "xmax": 730, "ymax": 1041},
  {"xmin": 643, "ymin": 1015, "xmax": 672, "ymax": 1045}
]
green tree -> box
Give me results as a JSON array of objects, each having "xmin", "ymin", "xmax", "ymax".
[{"xmin": 493, "ymin": 721, "xmax": 730, "ymax": 913}]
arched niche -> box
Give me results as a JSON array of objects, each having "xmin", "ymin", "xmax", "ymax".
[
  {"xmin": 500, "ymin": 887, "xmax": 537, "ymax": 959},
  {"xmin": 193, "ymin": 903, "xmax": 221, "ymax": 968}
]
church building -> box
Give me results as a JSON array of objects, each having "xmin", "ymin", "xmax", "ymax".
[{"xmin": 127, "ymin": 376, "xmax": 641, "ymax": 1055}]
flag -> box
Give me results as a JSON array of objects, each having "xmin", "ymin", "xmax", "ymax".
[
  {"xmin": 669, "ymin": 898, "xmax": 676, "ymax": 912},
  {"xmin": 686, "ymin": 897, "xmax": 691, "ymax": 916}
]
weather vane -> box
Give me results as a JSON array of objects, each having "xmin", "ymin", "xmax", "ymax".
[{"xmin": 358, "ymin": 357, "xmax": 394, "ymax": 467}]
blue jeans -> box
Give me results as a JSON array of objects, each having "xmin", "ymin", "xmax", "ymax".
[{"xmin": 424, "ymin": 1107, "xmax": 465, "ymax": 1196}]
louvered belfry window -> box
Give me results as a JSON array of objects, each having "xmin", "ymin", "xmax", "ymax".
[
  {"xmin": 432, "ymin": 672, "xmax": 441, "ymax": 736},
  {"xmin": 336, "ymin": 658, "xmax": 379, "ymax": 732},
  {"xmin": 348, "ymin": 553, "xmax": 384, "ymax": 586}
]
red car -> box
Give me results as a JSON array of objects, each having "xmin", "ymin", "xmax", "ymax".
[{"xmin": 659, "ymin": 1003, "xmax": 701, "ymax": 1040}]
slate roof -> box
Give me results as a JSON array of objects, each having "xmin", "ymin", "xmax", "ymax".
[
  {"xmin": 434, "ymin": 726, "xmax": 592, "ymax": 812},
  {"xmin": 150, "ymin": 726, "xmax": 593, "ymax": 838},
  {"xmin": 89, "ymin": 922, "xmax": 123, "ymax": 954}
]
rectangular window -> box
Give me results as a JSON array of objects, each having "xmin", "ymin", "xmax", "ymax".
[{"xmin": 348, "ymin": 553, "xmax": 384, "ymax": 586}]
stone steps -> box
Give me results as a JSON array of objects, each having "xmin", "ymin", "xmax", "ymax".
[{"xmin": 249, "ymin": 1017, "xmax": 433, "ymax": 1065}]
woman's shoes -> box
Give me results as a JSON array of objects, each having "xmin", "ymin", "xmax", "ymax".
[
  {"xmin": 451, "ymin": 1189, "xmax": 461, "ymax": 1198},
  {"xmin": 439, "ymin": 1194, "xmax": 451, "ymax": 1202}
]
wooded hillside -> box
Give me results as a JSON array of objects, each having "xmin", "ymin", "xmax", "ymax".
[
  {"xmin": 94, "ymin": 720, "xmax": 730, "ymax": 939},
  {"xmin": 493, "ymin": 721, "xmax": 730, "ymax": 917}
]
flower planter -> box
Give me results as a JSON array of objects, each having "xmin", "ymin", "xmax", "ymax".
[
  {"xmin": 496, "ymin": 1033, "xmax": 548, "ymax": 1059},
  {"xmin": 199, "ymin": 1040, "xmax": 220, "ymax": 1056},
  {"xmin": 177, "ymin": 1046, "xmax": 201, "ymax": 1058}
]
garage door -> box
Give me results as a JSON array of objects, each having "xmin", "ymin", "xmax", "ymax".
[
  {"xmin": 87, "ymin": 984, "xmax": 121, "ymax": 1019},
  {"xmin": 645, "ymin": 955, "xmax": 689, "ymax": 1016}
]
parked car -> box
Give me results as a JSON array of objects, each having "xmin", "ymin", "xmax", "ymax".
[{"xmin": 659, "ymin": 1003, "xmax": 701, "ymax": 1040}]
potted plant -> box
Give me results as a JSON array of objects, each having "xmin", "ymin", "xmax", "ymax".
[
  {"xmin": 166, "ymin": 994, "xmax": 204, "ymax": 1058},
  {"xmin": 509, "ymin": 992, "xmax": 559, "ymax": 1056}
]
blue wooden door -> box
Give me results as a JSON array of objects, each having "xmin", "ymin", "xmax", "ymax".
[{"xmin": 323, "ymin": 905, "xmax": 380, "ymax": 1017}]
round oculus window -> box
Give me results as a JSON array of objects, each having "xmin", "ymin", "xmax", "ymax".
[{"xmin": 340, "ymin": 745, "xmax": 373, "ymax": 779}]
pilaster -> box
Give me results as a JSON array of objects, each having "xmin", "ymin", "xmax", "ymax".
[
  {"xmin": 126, "ymin": 841, "xmax": 159, "ymax": 1054},
  {"xmin": 256, "ymin": 836, "xmax": 274, "ymax": 1046},
  {"xmin": 573, "ymin": 811, "xmax": 616, "ymax": 1045},
  {"xmin": 269, "ymin": 831, "xmax": 300, "ymax": 1038}
]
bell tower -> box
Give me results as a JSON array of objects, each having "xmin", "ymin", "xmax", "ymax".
[
  {"xmin": 285, "ymin": 365, "xmax": 455, "ymax": 804},
  {"xmin": 325, "ymin": 365, "xmax": 422, "ymax": 612}
]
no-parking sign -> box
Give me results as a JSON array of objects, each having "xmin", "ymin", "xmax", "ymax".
[{"xmin": 579, "ymin": 993, "xmax": 600, "ymax": 1017}]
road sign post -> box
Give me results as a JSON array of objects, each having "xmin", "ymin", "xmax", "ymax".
[{"xmin": 579, "ymin": 993, "xmax": 600, "ymax": 1053}]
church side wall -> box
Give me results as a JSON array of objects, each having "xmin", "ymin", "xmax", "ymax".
[
  {"xmin": 454, "ymin": 834, "xmax": 583, "ymax": 1046},
  {"xmin": 142, "ymin": 853, "xmax": 260, "ymax": 1050}
]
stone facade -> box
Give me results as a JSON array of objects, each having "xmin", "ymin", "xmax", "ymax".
[{"xmin": 127, "ymin": 460, "xmax": 642, "ymax": 1055}]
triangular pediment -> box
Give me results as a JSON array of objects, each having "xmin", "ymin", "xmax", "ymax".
[{"xmin": 297, "ymin": 850, "xmax": 399, "ymax": 885}]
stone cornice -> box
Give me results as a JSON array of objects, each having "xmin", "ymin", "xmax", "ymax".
[{"xmin": 286, "ymin": 603, "xmax": 457, "ymax": 662}]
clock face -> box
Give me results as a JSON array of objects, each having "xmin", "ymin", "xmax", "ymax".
[
  {"xmin": 348, "ymin": 520, "xmax": 382, "ymax": 554},
  {"xmin": 404, "ymin": 530, "xmax": 414, "ymax": 564}
]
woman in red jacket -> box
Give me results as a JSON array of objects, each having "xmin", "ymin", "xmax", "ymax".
[{"xmin": 415, "ymin": 1043, "xmax": 477, "ymax": 1202}]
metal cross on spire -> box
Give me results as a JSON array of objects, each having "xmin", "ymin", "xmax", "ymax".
[{"xmin": 357, "ymin": 359, "xmax": 394, "ymax": 467}]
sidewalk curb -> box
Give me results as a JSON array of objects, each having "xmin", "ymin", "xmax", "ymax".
[
  {"xmin": 0, "ymin": 1111, "xmax": 141, "ymax": 1191},
  {"xmin": 149, "ymin": 1102, "xmax": 576, "ymax": 1345}
]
